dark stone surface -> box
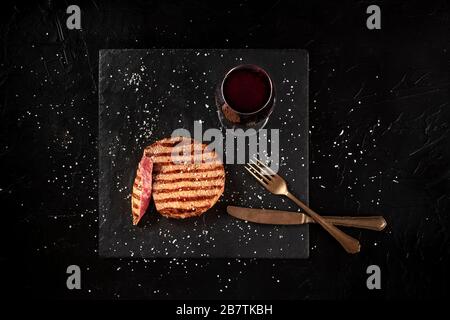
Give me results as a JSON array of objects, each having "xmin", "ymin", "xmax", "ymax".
[
  {"xmin": 99, "ymin": 49, "xmax": 309, "ymax": 258},
  {"xmin": 1, "ymin": 0, "xmax": 449, "ymax": 299}
]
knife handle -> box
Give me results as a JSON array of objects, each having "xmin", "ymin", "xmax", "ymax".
[
  {"xmin": 322, "ymin": 216, "xmax": 387, "ymax": 231},
  {"xmin": 286, "ymin": 192, "xmax": 361, "ymax": 254}
]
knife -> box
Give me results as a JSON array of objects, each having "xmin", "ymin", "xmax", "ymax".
[{"xmin": 227, "ymin": 206, "xmax": 387, "ymax": 231}]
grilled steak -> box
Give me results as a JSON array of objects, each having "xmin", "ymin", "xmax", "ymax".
[
  {"xmin": 146, "ymin": 136, "xmax": 225, "ymax": 219},
  {"xmin": 131, "ymin": 154, "xmax": 153, "ymax": 225}
]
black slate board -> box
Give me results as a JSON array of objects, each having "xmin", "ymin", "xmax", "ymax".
[{"xmin": 99, "ymin": 49, "xmax": 309, "ymax": 258}]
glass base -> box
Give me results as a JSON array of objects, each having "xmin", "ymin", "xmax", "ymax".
[{"xmin": 217, "ymin": 110, "xmax": 269, "ymax": 134}]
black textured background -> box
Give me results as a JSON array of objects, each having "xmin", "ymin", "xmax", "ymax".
[{"xmin": 1, "ymin": 0, "xmax": 449, "ymax": 299}]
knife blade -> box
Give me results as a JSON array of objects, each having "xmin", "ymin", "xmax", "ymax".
[{"xmin": 227, "ymin": 206, "xmax": 387, "ymax": 231}]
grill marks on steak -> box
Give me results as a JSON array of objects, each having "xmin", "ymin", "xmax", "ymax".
[
  {"xmin": 154, "ymin": 175, "xmax": 224, "ymax": 183},
  {"xmin": 158, "ymin": 206, "xmax": 212, "ymax": 219},
  {"xmin": 146, "ymin": 140, "xmax": 217, "ymax": 164},
  {"xmin": 153, "ymin": 165, "xmax": 223, "ymax": 175},
  {"xmin": 153, "ymin": 185, "xmax": 223, "ymax": 194},
  {"xmin": 147, "ymin": 136, "xmax": 225, "ymax": 219}
]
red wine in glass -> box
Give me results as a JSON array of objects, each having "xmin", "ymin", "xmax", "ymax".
[{"xmin": 216, "ymin": 64, "xmax": 275, "ymax": 130}]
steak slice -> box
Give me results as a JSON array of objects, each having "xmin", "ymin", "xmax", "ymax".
[{"xmin": 131, "ymin": 154, "xmax": 153, "ymax": 225}]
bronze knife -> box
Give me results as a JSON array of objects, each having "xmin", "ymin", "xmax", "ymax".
[{"xmin": 227, "ymin": 206, "xmax": 387, "ymax": 231}]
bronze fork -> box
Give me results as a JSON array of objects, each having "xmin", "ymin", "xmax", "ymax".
[{"xmin": 245, "ymin": 158, "xmax": 361, "ymax": 254}]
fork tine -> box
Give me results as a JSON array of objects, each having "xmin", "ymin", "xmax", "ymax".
[
  {"xmin": 244, "ymin": 165, "xmax": 268, "ymax": 185},
  {"xmin": 246, "ymin": 163, "xmax": 270, "ymax": 183},
  {"xmin": 249, "ymin": 163, "xmax": 271, "ymax": 183},
  {"xmin": 253, "ymin": 157, "xmax": 277, "ymax": 175},
  {"xmin": 250, "ymin": 158, "xmax": 274, "ymax": 176}
]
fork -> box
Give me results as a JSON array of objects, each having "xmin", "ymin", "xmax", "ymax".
[{"xmin": 245, "ymin": 158, "xmax": 361, "ymax": 254}]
